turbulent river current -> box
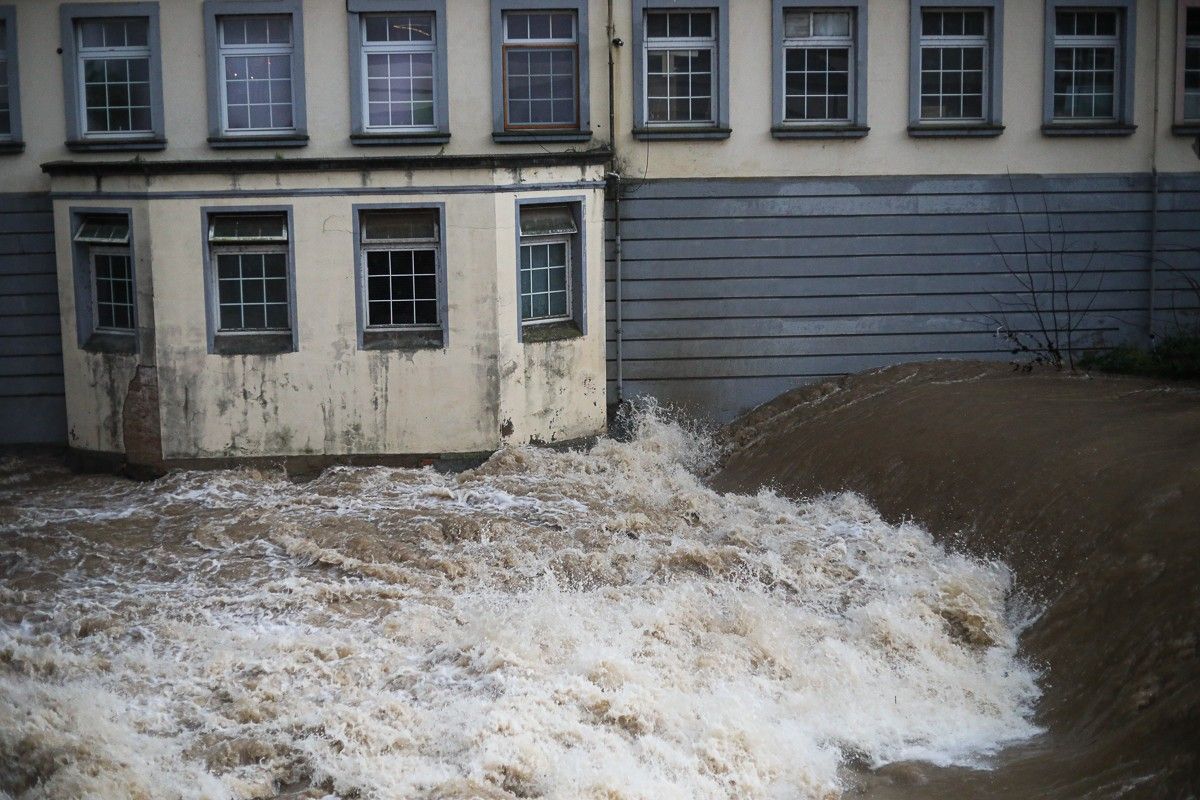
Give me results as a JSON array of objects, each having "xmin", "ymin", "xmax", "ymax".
[{"xmin": 0, "ymin": 408, "xmax": 1041, "ymax": 800}]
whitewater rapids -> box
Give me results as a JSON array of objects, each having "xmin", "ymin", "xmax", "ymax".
[{"xmin": 0, "ymin": 407, "xmax": 1040, "ymax": 800}]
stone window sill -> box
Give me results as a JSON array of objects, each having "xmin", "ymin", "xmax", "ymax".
[
  {"xmin": 522, "ymin": 320, "xmax": 583, "ymax": 343},
  {"xmin": 492, "ymin": 130, "xmax": 593, "ymax": 144},
  {"xmin": 67, "ymin": 137, "xmax": 167, "ymax": 152},
  {"xmin": 83, "ymin": 331, "xmax": 137, "ymax": 354},
  {"xmin": 0, "ymin": 140, "xmax": 26, "ymax": 155},
  {"xmin": 213, "ymin": 331, "xmax": 294, "ymax": 355},
  {"xmin": 362, "ymin": 328, "xmax": 445, "ymax": 350},
  {"xmin": 1171, "ymin": 123, "xmax": 1200, "ymax": 137},
  {"xmin": 632, "ymin": 126, "xmax": 731, "ymax": 141},
  {"xmin": 351, "ymin": 131, "xmax": 451, "ymax": 147},
  {"xmin": 908, "ymin": 123, "xmax": 1004, "ymax": 138},
  {"xmin": 1041, "ymin": 122, "xmax": 1136, "ymax": 137},
  {"xmin": 208, "ymin": 134, "xmax": 309, "ymax": 150},
  {"xmin": 772, "ymin": 125, "xmax": 868, "ymax": 140}
]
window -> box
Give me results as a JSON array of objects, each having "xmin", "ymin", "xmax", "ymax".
[
  {"xmin": 782, "ymin": 9, "xmax": 852, "ymax": 123},
  {"xmin": 70, "ymin": 208, "xmax": 137, "ymax": 353},
  {"xmin": 0, "ymin": 6, "xmax": 18, "ymax": 151},
  {"xmin": 354, "ymin": 206, "xmax": 447, "ymax": 349},
  {"xmin": 502, "ymin": 10, "xmax": 578, "ymax": 129},
  {"xmin": 1175, "ymin": 0, "xmax": 1200, "ymax": 131},
  {"xmin": 59, "ymin": 3, "xmax": 164, "ymax": 151},
  {"xmin": 632, "ymin": 0, "xmax": 730, "ymax": 139},
  {"xmin": 1042, "ymin": 0, "xmax": 1135, "ymax": 134},
  {"xmin": 202, "ymin": 208, "xmax": 296, "ymax": 354},
  {"xmin": 203, "ymin": 0, "xmax": 306, "ymax": 148},
  {"xmin": 490, "ymin": 0, "xmax": 590, "ymax": 142},
  {"xmin": 348, "ymin": 1, "xmax": 449, "ymax": 144},
  {"xmin": 908, "ymin": 1, "xmax": 1003, "ymax": 136},
  {"xmin": 643, "ymin": 10, "xmax": 715, "ymax": 125},
  {"xmin": 515, "ymin": 199, "xmax": 586, "ymax": 342}
]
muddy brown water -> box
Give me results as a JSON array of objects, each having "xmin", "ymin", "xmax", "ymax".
[
  {"xmin": 0, "ymin": 362, "xmax": 1195, "ymax": 799},
  {"xmin": 713, "ymin": 361, "xmax": 1200, "ymax": 800}
]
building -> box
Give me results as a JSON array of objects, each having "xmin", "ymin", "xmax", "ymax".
[{"xmin": 0, "ymin": 0, "xmax": 1197, "ymax": 467}]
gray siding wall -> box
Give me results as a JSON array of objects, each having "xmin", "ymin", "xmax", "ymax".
[
  {"xmin": 0, "ymin": 193, "xmax": 66, "ymax": 445},
  {"xmin": 606, "ymin": 173, "xmax": 1200, "ymax": 421}
]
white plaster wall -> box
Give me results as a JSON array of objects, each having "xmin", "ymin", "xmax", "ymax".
[{"xmin": 4, "ymin": 0, "xmax": 1197, "ymax": 196}]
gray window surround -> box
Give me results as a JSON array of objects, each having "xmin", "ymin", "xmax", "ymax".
[
  {"xmin": 59, "ymin": 3, "xmax": 166, "ymax": 152},
  {"xmin": 202, "ymin": 0, "xmax": 308, "ymax": 149},
  {"xmin": 1174, "ymin": 0, "xmax": 1200, "ymax": 135},
  {"xmin": 200, "ymin": 205, "xmax": 299, "ymax": 355},
  {"xmin": 490, "ymin": 0, "xmax": 592, "ymax": 144},
  {"xmin": 70, "ymin": 206, "xmax": 138, "ymax": 355},
  {"xmin": 0, "ymin": 6, "xmax": 21, "ymax": 154},
  {"xmin": 908, "ymin": 0, "xmax": 1004, "ymax": 138},
  {"xmin": 1042, "ymin": 0, "xmax": 1136, "ymax": 136},
  {"xmin": 514, "ymin": 195, "xmax": 587, "ymax": 343},
  {"xmin": 352, "ymin": 202, "xmax": 449, "ymax": 350},
  {"xmin": 631, "ymin": 0, "xmax": 730, "ymax": 140},
  {"xmin": 347, "ymin": 0, "xmax": 450, "ymax": 146},
  {"xmin": 771, "ymin": 0, "xmax": 868, "ymax": 139}
]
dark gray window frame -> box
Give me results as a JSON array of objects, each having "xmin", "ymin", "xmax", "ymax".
[
  {"xmin": 490, "ymin": 0, "xmax": 592, "ymax": 143},
  {"xmin": 1172, "ymin": 0, "xmax": 1199, "ymax": 135},
  {"xmin": 631, "ymin": 0, "xmax": 730, "ymax": 140},
  {"xmin": 1042, "ymin": 0, "xmax": 1136, "ymax": 136},
  {"xmin": 59, "ymin": 3, "xmax": 166, "ymax": 152},
  {"xmin": 70, "ymin": 206, "xmax": 139, "ymax": 355},
  {"xmin": 352, "ymin": 202, "xmax": 449, "ymax": 351},
  {"xmin": 514, "ymin": 195, "xmax": 587, "ymax": 343},
  {"xmin": 0, "ymin": 6, "xmax": 21, "ymax": 154},
  {"xmin": 200, "ymin": 205, "xmax": 299, "ymax": 355},
  {"xmin": 202, "ymin": 0, "xmax": 308, "ymax": 149},
  {"xmin": 771, "ymin": 0, "xmax": 868, "ymax": 139},
  {"xmin": 908, "ymin": 0, "xmax": 1005, "ymax": 137},
  {"xmin": 347, "ymin": 0, "xmax": 451, "ymax": 146}
]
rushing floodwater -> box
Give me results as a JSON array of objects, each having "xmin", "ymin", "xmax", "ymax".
[{"xmin": 0, "ymin": 408, "xmax": 1041, "ymax": 799}]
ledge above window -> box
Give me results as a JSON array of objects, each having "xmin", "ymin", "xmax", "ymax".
[
  {"xmin": 362, "ymin": 329, "xmax": 444, "ymax": 350},
  {"xmin": 522, "ymin": 320, "xmax": 583, "ymax": 344},
  {"xmin": 66, "ymin": 137, "xmax": 167, "ymax": 153},
  {"xmin": 212, "ymin": 331, "xmax": 295, "ymax": 355},
  {"xmin": 83, "ymin": 331, "xmax": 137, "ymax": 355},
  {"xmin": 351, "ymin": 131, "xmax": 451, "ymax": 147},
  {"xmin": 493, "ymin": 130, "xmax": 593, "ymax": 144},
  {"xmin": 207, "ymin": 134, "xmax": 310, "ymax": 150},
  {"xmin": 772, "ymin": 125, "xmax": 868, "ymax": 140},
  {"xmin": 0, "ymin": 141, "xmax": 25, "ymax": 155},
  {"xmin": 908, "ymin": 123, "xmax": 1004, "ymax": 139},
  {"xmin": 1040, "ymin": 122, "xmax": 1136, "ymax": 137},
  {"xmin": 632, "ymin": 126, "xmax": 732, "ymax": 141}
]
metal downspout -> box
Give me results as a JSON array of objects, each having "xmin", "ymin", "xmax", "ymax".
[
  {"xmin": 606, "ymin": 0, "xmax": 625, "ymax": 404},
  {"xmin": 1147, "ymin": 1, "xmax": 1162, "ymax": 342}
]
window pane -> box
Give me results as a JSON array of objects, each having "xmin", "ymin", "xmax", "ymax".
[
  {"xmin": 519, "ymin": 205, "xmax": 576, "ymax": 236},
  {"xmin": 209, "ymin": 214, "xmax": 287, "ymax": 242},
  {"xmin": 813, "ymin": 12, "xmax": 850, "ymax": 37},
  {"xmin": 361, "ymin": 210, "xmax": 438, "ymax": 242}
]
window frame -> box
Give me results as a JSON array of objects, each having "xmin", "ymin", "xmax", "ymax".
[
  {"xmin": 907, "ymin": 0, "xmax": 1004, "ymax": 137},
  {"xmin": 70, "ymin": 207, "xmax": 138, "ymax": 355},
  {"xmin": 203, "ymin": 0, "xmax": 307, "ymax": 149},
  {"xmin": 1042, "ymin": 0, "xmax": 1136, "ymax": 136},
  {"xmin": 514, "ymin": 196, "xmax": 587, "ymax": 343},
  {"xmin": 352, "ymin": 202, "xmax": 449, "ymax": 351},
  {"xmin": 200, "ymin": 205, "xmax": 298, "ymax": 355},
  {"xmin": 89, "ymin": 246, "xmax": 137, "ymax": 334},
  {"xmin": 0, "ymin": 6, "xmax": 21, "ymax": 153},
  {"xmin": 1175, "ymin": 0, "xmax": 1200, "ymax": 133},
  {"xmin": 490, "ymin": 0, "xmax": 592, "ymax": 143},
  {"xmin": 772, "ymin": 0, "xmax": 868, "ymax": 139},
  {"xmin": 347, "ymin": 0, "xmax": 450, "ymax": 146},
  {"xmin": 59, "ymin": 3, "xmax": 165, "ymax": 152},
  {"xmin": 641, "ymin": 9, "xmax": 718, "ymax": 128},
  {"xmin": 631, "ymin": 0, "xmax": 730, "ymax": 140}
]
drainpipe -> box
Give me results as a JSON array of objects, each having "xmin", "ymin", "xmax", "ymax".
[
  {"xmin": 1147, "ymin": 1, "xmax": 1162, "ymax": 343},
  {"xmin": 606, "ymin": 0, "xmax": 626, "ymax": 404}
]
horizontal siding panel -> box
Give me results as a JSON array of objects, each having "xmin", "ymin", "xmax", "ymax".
[
  {"xmin": 0, "ymin": 195, "xmax": 53, "ymax": 214},
  {"xmin": 0, "ymin": 397, "xmax": 67, "ymax": 444},
  {"xmin": 0, "ymin": 355, "xmax": 67, "ymax": 378},
  {"xmin": 0, "ymin": 315, "xmax": 62, "ymax": 336},
  {"xmin": 0, "ymin": 273, "xmax": 60, "ymax": 295},
  {"xmin": 0, "ymin": 233, "xmax": 55, "ymax": 256},
  {"xmin": 0, "ymin": 253, "xmax": 57, "ymax": 275},
  {"xmin": 0, "ymin": 375, "xmax": 67, "ymax": 397},
  {"xmin": 0, "ymin": 294, "xmax": 62, "ymax": 316},
  {"xmin": 0, "ymin": 334, "xmax": 64, "ymax": 356},
  {"xmin": 0, "ymin": 213, "xmax": 55, "ymax": 235}
]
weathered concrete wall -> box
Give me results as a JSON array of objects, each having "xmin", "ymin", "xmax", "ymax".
[
  {"xmin": 50, "ymin": 166, "xmax": 608, "ymax": 459},
  {"xmin": 4, "ymin": 0, "xmax": 1197, "ymax": 195}
]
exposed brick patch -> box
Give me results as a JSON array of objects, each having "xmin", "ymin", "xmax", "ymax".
[{"xmin": 122, "ymin": 366, "xmax": 164, "ymax": 476}]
